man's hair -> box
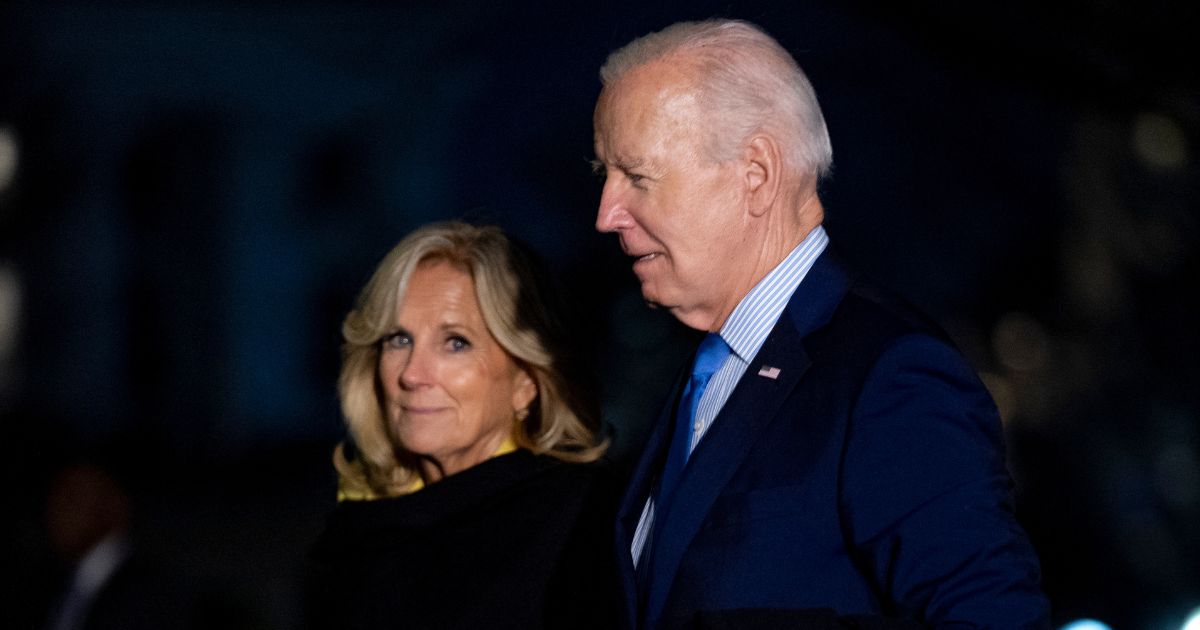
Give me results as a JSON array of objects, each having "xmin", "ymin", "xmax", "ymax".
[
  {"xmin": 334, "ymin": 221, "xmax": 607, "ymax": 497},
  {"xmin": 600, "ymin": 19, "xmax": 832, "ymax": 180}
]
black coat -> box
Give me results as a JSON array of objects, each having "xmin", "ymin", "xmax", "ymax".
[{"xmin": 308, "ymin": 450, "xmax": 619, "ymax": 630}]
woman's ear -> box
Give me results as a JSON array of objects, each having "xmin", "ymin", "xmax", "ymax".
[{"xmin": 511, "ymin": 367, "xmax": 538, "ymax": 416}]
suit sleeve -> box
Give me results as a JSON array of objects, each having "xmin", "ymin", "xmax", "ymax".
[{"xmin": 840, "ymin": 333, "xmax": 1051, "ymax": 629}]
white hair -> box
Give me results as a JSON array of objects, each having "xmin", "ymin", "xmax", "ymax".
[{"xmin": 600, "ymin": 19, "xmax": 833, "ymax": 180}]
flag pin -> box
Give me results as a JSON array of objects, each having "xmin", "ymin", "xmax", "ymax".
[{"xmin": 757, "ymin": 365, "xmax": 781, "ymax": 379}]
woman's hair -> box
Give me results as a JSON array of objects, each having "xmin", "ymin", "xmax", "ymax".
[{"xmin": 334, "ymin": 221, "xmax": 607, "ymax": 496}]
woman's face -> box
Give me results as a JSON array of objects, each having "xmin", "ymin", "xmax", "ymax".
[{"xmin": 377, "ymin": 259, "xmax": 536, "ymax": 482}]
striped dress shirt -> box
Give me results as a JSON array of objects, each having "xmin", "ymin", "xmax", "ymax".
[{"xmin": 632, "ymin": 225, "xmax": 830, "ymax": 565}]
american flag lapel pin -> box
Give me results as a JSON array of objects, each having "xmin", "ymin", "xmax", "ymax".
[{"xmin": 757, "ymin": 365, "xmax": 781, "ymax": 380}]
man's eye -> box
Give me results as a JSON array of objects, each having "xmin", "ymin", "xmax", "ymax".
[
  {"xmin": 627, "ymin": 173, "xmax": 647, "ymax": 188},
  {"xmin": 381, "ymin": 332, "xmax": 411, "ymax": 350}
]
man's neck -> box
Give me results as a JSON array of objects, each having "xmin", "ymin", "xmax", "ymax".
[{"xmin": 703, "ymin": 194, "xmax": 824, "ymax": 332}]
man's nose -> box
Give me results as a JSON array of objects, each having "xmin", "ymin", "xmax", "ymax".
[{"xmin": 596, "ymin": 182, "xmax": 632, "ymax": 233}]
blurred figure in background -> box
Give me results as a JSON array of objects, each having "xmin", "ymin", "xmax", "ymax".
[
  {"xmin": 43, "ymin": 457, "xmax": 194, "ymax": 630},
  {"xmin": 309, "ymin": 221, "xmax": 618, "ymax": 630}
]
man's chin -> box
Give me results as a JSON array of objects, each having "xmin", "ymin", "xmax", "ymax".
[
  {"xmin": 640, "ymin": 292, "xmax": 693, "ymax": 324},
  {"xmin": 637, "ymin": 286, "xmax": 666, "ymax": 310},
  {"xmin": 637, "ymin": 285, "xmax": 689, "ymax": 321},
  {"xmin": 652, "ymin": 300, "xmax": 714, "ymax": 332}
]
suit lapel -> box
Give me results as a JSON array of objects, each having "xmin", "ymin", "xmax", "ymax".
[
  {"xmin": 641, "ymin": 248, "xmax": 855, "ymax": 622},
  {"xmin": 615, "ymin": 366, "xmax": 687, "ymax": 629}
]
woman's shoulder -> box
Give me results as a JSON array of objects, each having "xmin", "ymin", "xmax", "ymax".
[
  {"xmin": 521, "ymin": 452, "xmax": 623, "ymax": 503},
  {"xmin": 319, "ymin": 452, "xmax": 615, "ymax": 527}
]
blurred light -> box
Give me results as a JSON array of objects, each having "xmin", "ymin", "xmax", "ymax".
[
  {"xmin": 0, "ymin": 125, "xmax": 18, "ymax": 194},
  {"xmin": 1182, "ymin": 606, "xmax": 1200, "ymax": 630},
  {"xmin": 979, "ymin": 371, "xmax": 1017, "ymax": 424},
  {"xmin": 1132, "ymin": 112, "xmax": 1189, "ymax": 171},
  {"xmin": 1060, "ymin": 620, "xmax": 1112, "ymax": 630},
  {"xmin": 0, "ymin": 265, "xmax": 20, "ymax": 361},
  {"xmin": 992, "ymin": 312, "xmax": 1050, "ymax": 373}
]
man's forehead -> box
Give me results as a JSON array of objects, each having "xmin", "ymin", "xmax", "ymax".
[
  {"xmin": 622, "ymin": 61, "xmax": 694, "ymax": 98},
  {"xmin": 596, "ymin": 65, "xmax": 702, "ymax": 133}
]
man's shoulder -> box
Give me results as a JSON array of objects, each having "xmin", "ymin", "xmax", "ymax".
[
  {"xmin": 793, "ymin": 273, "xmax": 960, "ymax": 375},
  {"xmin": 842, "ymin": 278, "xmax": 947, "ymax": 338}
]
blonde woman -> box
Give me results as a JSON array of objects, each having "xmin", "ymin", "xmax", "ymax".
[{"xmin": 310, "ymin": 222, "xmax": 616, "ymax": 630}]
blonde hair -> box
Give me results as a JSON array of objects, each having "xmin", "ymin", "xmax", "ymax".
[{"xmin": 334, "ymin": 221, "xmax": 606, "ymax": 497}]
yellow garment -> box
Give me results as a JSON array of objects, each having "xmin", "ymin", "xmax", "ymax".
[{"xmin": 337, "ymin": 435, "xmax": 519, "ymax": 502}]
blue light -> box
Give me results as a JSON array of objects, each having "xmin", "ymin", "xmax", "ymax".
[
  {"xmin": 1181, "ymin": 606, "xmax": 1200, "ymax": 630},
  {"xmin": 1060, "ymin": 620, "xmax": 1111, "ymax": 630}
]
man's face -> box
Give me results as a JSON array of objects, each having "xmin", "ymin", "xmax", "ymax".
[{"xmin": 593, "ymin": 59, "xmax": 747, "ymax": 332}]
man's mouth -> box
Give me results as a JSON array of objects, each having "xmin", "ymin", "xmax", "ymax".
[{"xmin": 633, "ymin": 252, "xmax": 660, "ymax": 264}]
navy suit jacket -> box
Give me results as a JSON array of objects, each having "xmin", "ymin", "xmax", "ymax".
[{"xmin": 616, "ymin": 249, "xmax": 1050, "ymax": 629}]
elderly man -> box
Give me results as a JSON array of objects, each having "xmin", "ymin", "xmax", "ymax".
[{"xmin": 592, "ymin": 19, "xmax": 1050, "ymax": 629}]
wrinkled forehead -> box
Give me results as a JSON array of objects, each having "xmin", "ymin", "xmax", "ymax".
[{"xmin": 594, "ymin": 59, "xmax": 707, "ymax": 150}]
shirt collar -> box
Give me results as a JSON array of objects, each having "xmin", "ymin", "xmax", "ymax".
[
  {"xmin": 338, "ymin": 434, "xmax": 521, "ymax": 501},
  {"xmin": 719, "ymin": 225, "xmax": 829, "ymax": 364},
  {"xmin": 404, "ymin": 434, "xmax": 519, "ymax": 494},
  {"xmin": 72, "ymin": 532, "xmax": 132, "ymax": 597}
]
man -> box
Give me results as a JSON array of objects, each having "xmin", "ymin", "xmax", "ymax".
[
  {"xmin": 592, "ymin": 19, "xmax": 1050, "ymax": 629},
  {"xmin": 43, "ymin": 459, "xmax": 200, "ymax": 630}
]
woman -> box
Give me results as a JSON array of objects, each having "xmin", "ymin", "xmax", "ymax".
[{"xmin": 309, "ymin": 221, "xmax": 616, "ymax": 630}]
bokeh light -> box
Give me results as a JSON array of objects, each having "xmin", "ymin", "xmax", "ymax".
[
  {"xmin": 992, "ymin": 312, "xmax": 1050, "ymax": 374},
  {"xmin": 1060, "ymin": 619, "xmax": 1112, "ymax": 630},
  {"xmin": 0, "ymin": 264, "xmax": 20, "ymax": 362},
  {"xmin": 1132, "ymin": 112, "xmax": 1189, "ymax": 171},
  {"xmin": 0, "ymin": 125, "xmax": 19, "ymax": 195},
  {"xmin": 1181, "ymin": 606, "xmax": 1200, "ymax": 630},
  {"xmin": 979, "ymin": 371, "xmax": 1017, "ymax": 424}
]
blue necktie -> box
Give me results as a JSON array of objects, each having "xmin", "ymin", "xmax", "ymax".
[
  {"xmin": 654, "ymin": 333, "xmax": 730, "ymax": 516},
  {"xmin": 639, "ymin": 333, "xmax": 730, "ymax": 624}
]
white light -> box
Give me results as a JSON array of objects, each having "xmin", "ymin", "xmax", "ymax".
[
  {"xmin": 1060, "ymin": 620, "xmax": 1112, "ymax": 630},
  {"xmin": 1181, "ymin": 606, "xmax": 1200, "ymax": 630},
  {"xmin": 0, "ymin": 126, "xmax": 18, "ymax": 194}
]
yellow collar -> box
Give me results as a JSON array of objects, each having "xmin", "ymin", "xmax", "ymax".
[{"xmin": 338, "ymin": 435, "xmax": 520, "ymax": 502}]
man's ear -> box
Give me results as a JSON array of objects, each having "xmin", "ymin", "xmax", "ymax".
[{"xmin": 744, "ymin": 134, "xmax": 782, "ymax": 218}]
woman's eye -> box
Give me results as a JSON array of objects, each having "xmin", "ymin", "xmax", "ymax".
[
  {"xmin": 381, "ymin": 332, "xmax": 411, "ymax": 349},
  {"xmin": 446, "ymin": 336, "xmax": 470, "ymax": 352}
]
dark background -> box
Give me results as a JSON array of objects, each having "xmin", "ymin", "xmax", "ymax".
[{"xmin": 1, "ymin": 1, "xmax": 1197, "ymax": 628}]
